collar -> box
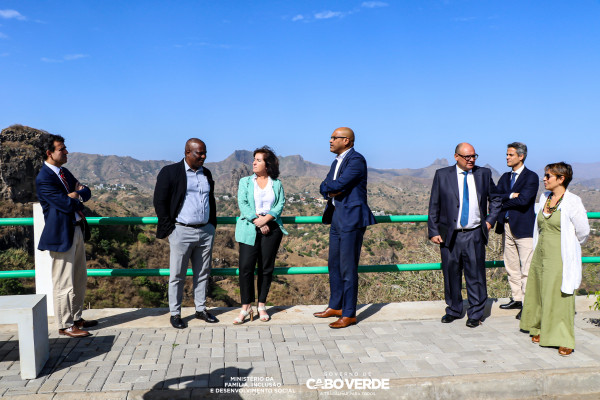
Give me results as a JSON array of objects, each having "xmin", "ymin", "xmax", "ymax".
[
  {"xmin": 252, "ymin": 174, "xmax": 271, "ymax": 183},
  {"xmin": 45, "ymin": 161, "xmax": 61, "ymax": 175},
  {"xmin": 512, "ymin": 164, "xmax": 525, "ymax": 175},
  {"xmin": 184, "ymin": 160, "xmax": 204, "ymax": 174},
  {"xmin": 455, "ymin": 165, "xmax": 472, "ymax": 175},
  {"xmin": 335, "ymin": 148, "xmax": 352, "ymax": 162}
]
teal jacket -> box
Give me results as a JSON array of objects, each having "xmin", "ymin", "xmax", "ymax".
[{"xmin": 235, "ymin": 175, "xmax": 288, "ymax": 246}]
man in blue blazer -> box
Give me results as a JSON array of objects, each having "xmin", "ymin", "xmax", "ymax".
[
  {"xmin": 36, "ymin": 134, "xmax": 97, "ymax": 338},
  {"xmin": 428, "ymin": 143, "xmax": 501, "ymax": 327},
  {"xmin": 495, "ymin": 142, "xmax": 539, "ymax": 319},
  {"xmin": 314, "ymin": 127, "xmax": 376, "ymax": 329}
]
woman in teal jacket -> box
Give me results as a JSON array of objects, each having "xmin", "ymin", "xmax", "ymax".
[{"xmin": 234, "ymin": 146, "xmax": 288, "ymax": 323}]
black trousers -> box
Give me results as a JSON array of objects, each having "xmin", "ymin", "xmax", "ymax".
[
  {"xmin": 440, "ymin": 227, "xmax": 487, "ymax": 320},
  {"xmin": 238, "ymin": 221, "xmax": 283, "ymax": 304}
]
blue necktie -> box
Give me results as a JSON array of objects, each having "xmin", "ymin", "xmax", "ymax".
[
  {"xmin": 460, "ymin": 171, "xmax": 469, "ymax": 227},
  {"xmin": 506, "ymin": 172, "xmax": 516, "ymax": 221}
]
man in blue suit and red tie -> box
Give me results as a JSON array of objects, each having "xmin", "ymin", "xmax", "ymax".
[
  {"xmin": 495, "ymin": 142, "xmax": 539, "ymax": 320},
  {"xmin": 36, "ymin": 134, "xmax": 97, "ymax": 338},
  {"xmin": 428, "ymin": 143, "xmax": 501, "ymax": 328},
  {"xmin": 314, "ymin": 127, "xmax": 376, "ymax": 329}
]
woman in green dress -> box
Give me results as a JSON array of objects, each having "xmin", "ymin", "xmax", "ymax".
[{"xmin": 520, "ymin": 162, "xmax": 590, "ymax": 356}]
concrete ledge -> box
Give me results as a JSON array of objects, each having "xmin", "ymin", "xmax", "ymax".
[{"xmin": 0, "ymin": 295, "xmax": 592, "ymax": 332}]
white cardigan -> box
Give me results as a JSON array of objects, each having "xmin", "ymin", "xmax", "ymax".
[{"xmin": 533, "ymin": 190, "xmax": 590, "ymax": 294}]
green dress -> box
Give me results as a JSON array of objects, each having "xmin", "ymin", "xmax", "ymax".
[{"xmin": 519, "ymin": 210, "xmax": 576, "ymax": 349}]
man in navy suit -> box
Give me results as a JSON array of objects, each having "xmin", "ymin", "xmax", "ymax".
[
  {"xmin": 36, "ymin": 134, "xmax": 97, "ymax": 338},
  {"xmin": 495, "ymin": 142, "xmax": 539, "ymax": 319},
  {"xmin": 314, "ymin": 127, "xmax": 376, "ymax": 329},
  {"xmin": 428, "ymin": 143, "xmax": 501, "ymax": 328}
]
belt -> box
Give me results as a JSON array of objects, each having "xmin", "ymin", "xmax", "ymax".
[
  {"xmin": 456, "ymin": 226, "xmax": 479, "ymax": 233},
  {"xmin": 176, "ymin": 222, "xmax": 208, "ymax": 228}
]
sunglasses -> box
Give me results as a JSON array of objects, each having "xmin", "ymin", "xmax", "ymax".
[{"xmin": 544, "ymin": 173, "xmax": 562, "ymax": 180}]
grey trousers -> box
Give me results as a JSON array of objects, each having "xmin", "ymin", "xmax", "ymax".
[{"xmin": 168, "ymin": 224, "xmax": 215, "ymax": 315}]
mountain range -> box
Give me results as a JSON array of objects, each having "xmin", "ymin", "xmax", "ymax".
[{"xmin": 67, "ymin": 151, "xmax": 600, "ymax": 194}]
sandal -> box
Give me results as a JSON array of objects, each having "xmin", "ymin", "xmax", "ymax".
[
  {"xmin": 257, "ymin": 305, "xmax": 270, "ymax": 322},
  {"xmin": 233, "ymin": 308, "xmax": 254, "ymax": 325},
  {"xmin": 531, "ymin": 335, "xmax": 540, "ymax": 344}
]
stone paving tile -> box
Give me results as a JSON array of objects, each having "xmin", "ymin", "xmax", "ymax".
[{"xmin": 1, "ymin": 315, "xmax": 600, "ymax": 396}]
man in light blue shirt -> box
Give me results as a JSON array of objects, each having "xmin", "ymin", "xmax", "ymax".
[{"xmin": 154, "ymin": 138, "xmax": 218, "ymax": 329}]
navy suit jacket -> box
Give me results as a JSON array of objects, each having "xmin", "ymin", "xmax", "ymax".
[
  {"xmin": 320, "ymin": 148, "xmax": 376, "ymax": 232},
  {"xmin": 428, "ymin": 165, "xmax": 501, "ymax": 245},
  {"xmin": 153, "ymin": 160, "xmax": 217, "ymax": 239},
  {"xmin": 494, "ymin": 166, "xmax": 539, "ymax": 238},
  {"xmin": 36, "ymin": 164, "xmax": 91, "ymax": 252}
]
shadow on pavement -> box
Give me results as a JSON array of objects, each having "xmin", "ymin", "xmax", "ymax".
[
  {"xmin": 40, "ymin": 334, "xmax": 116, "ymax": 377},
  {"xmin": 140, "ymin": 367, "xmax": 252, "ymax": 399}
]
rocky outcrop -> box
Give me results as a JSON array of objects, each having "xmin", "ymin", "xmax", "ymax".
[
  {"xmin": 0, "ymin": 124, "xmax": 52, "ymax": 253},
  {"xmin": 0, "ymin": 124, "xmax": 50, "ymax": 203}
]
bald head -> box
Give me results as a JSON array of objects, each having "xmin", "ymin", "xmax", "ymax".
[
  {"xmin": 336, "ymin": 127, "xmax": 355, "ymax": 144},
  {"xmin": 185, "ymin": 138, "xmax": 205, "ymax": 152},
  {"xmin": 454, "ymin": 142, "xmax": 478, "ymax": 171},
  {"xmin": 184, "ymin": 138, "xmax": 207, "ymax": 171},
  {"xmin": 329, "ymin": 127, "xmax": 355, "ymax": 155}
]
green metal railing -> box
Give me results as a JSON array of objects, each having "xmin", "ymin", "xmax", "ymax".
[
  {"xmin": 0, "ymin": 214, "xmax": 598, "ymax": 279},
  {"xmin": 0, "ymin": 214, "xmax": 434, "ymax": 226}
]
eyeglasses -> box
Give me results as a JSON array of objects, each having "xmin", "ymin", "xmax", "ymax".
[
  {"xmin": 456, "ymin": 153, "xmax": 479, "ymax": 161},
  {"xmin": 544, "ymin": 173, "xmax": 562, "ymax": 180},
  {"xmin": 330, "ymin": 136, "xmax": 347, "ymax": 140}
]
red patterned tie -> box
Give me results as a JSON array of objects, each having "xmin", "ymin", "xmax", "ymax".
[{"xmin": 59, "ymin": 168, "xmax": 87, "ymax": 222}]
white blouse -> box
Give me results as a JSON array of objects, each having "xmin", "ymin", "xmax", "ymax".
[
  {"xmin": 253, "ymin": 176, "xmax": 275, "ymax": 215},
  {"xmin": 533, "ymin": 190, "xmax": 590, "ymax": 294}
]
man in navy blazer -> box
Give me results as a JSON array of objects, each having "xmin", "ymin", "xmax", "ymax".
[
  {"xmin": 36, "ymin": 134, "xmax": 97, "ymax": 338},
  {"xmin": 428, "ymin": 143, "xmax": 501, "ymax": 327},
  {"xmin": 495, "ymin": 142, "xmax": 539, "ymax": 319},
  {"xmin": 314, "ymin": 127, "xmax": 376, "ymax": 329}
]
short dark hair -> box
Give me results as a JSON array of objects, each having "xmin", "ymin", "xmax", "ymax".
[
  {"xmin": 545, "ymin": 162, "xmax": 573, "ymax": 188},
  {"xmin": 507, "ymin": 142, "xmax": 528, "ymax": 161},
  {"xmin": 253, "ymin": 146, "xmax": 280, "ymax": 180},
  {"xmin": 42, "ymin": 134, "xmax": 65, "ymax": 160}
]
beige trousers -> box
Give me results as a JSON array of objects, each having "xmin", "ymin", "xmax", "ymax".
[
  {"xmin": 503, "ymin": 222, "xmax": 534, "ymax": 302},
  {"xmin": 50, "ymin": 226, "xmax": 87, "ymax": 330}
]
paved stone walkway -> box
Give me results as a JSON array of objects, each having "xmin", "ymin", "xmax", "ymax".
[{"xmin": 1, "ymin": 299, "xmax": 600, "ymax": 399}]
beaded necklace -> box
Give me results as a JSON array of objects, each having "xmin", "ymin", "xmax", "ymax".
[{"xmin": 543, "ymin": 192, "xmax": 564, "ymax": 219}]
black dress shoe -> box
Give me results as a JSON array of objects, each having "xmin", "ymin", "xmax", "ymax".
[
  {"xmin": 466, "ymin": 318, "xmax": 482, "ymax": 328},
  {"xmin": 441, "ymin": 314, "xmax": 458, "ymax": 323},
  {"xmin": 515, "ymin": 310, "xmax": 522, "ymax": 320},
  {"xmin": 170, "ymin": 315, "xmax": 187, "ymax": 329},
  {"xmin": 196, "ymin": 311, "xmax": 219, "ymax": 323},
  {"xmin": 499, "ymin": 300, "xmax": 522, "ymax": 310}
]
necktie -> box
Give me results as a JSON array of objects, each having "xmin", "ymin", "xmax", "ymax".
[
  {"xmin": 60, "ymin": 168, "xmax": 86, "ymax": 222},
  {"xmin": 505, "ymin": 172, "xmax": 517, "ymax": 221},
  {"xmin": 460, "ymin": 171, "xmax": 469, "ymax": 227}
]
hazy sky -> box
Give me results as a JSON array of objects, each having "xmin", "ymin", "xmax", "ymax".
[{"xmin": 1, "ymin": 1, "xmax": 599, "ymax": 172}]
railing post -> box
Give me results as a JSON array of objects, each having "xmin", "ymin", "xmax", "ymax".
[{"xmin": 33, "ymin": 203, "xmax": 54, "ymax": 317}]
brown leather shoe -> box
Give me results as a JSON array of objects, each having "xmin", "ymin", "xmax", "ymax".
[
  {"xmin": 74, "ymin": 318, "xmax": 98, "ymax": 328},
  {"xmin": 313, "ymin": 308, "xmax": 342, "ymax": 318},
  {"xmin": 329, "ymin": 317, "xmax": 357, "ymax": 329},
  {"xmin": 558, "ymin": 347, "xmax": 573, "ymax": 356},
  {"xmin": 59, "ymin": 325, "xmax": 91, "ymax": 338},
  {"xmin": 531, "ymin": 335, "xmax": 540, "ymax": 344}
]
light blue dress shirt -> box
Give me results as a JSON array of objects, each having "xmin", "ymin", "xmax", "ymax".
[{"xmin": 176, "ymin": 160, "xmax": 211, "ymax": 225}]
